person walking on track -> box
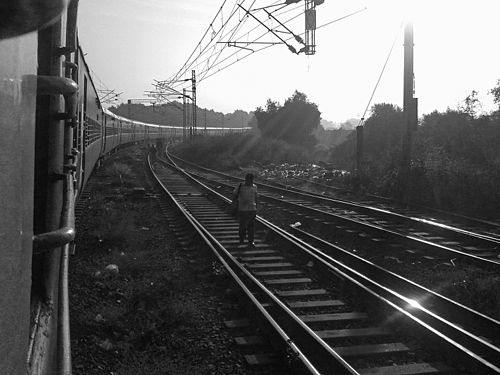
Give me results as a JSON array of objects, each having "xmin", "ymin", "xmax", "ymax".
[{"xmin": 232, "ymin": 173, "xmax": 258, "ymax": 246}]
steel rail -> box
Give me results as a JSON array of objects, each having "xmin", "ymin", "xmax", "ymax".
[
  {"xmin": 290, "ymin": 175, "xmax": 500, "ymax": 232},
  {"xmin": 257, "ymin": 188, "xmax": 500, "ymax": 267},
  {"xmin": 171, "ymin": 158, "xmax": 500, "ymax": 269},
  {"xmin": 168, "ymin": 152, "xmax": 500, "ymax": 247},
  {"xmin": 148, "ymin": 153, "xmax": 356, "ymax": 375},
  {"xmin": 168, "ymin": 150, "xmax": 500, "ymax": 235},
  {"xmin": 166, "ymin": 153, "xmax": 500, "ymax": 269},
  {"xmin": 288, "ymin": 226, "xmax": 500, "ymax": 339},
  {"xmin": 286, "ymin": 227, "xmax": 500, "ymax": 364},
  {"xmin": 177, "ymin": 161, "xmax": 500, "ymax": 345},
  {"xmin": 158, "ymin": 152, "xmax": 500, "ymax": 373},
  {"xmin": 261, "ymin": 217, "xmax": 500, "ymax": 373}
]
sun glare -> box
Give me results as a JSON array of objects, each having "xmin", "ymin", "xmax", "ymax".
[{"xmin": 407, "ymin": 298, "xmax": 422, "ymax": 309}]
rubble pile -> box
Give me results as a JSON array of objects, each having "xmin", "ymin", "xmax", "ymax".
[{"xmin": 258, "ymin": 163, "xmax": 350, "ymax": 184}]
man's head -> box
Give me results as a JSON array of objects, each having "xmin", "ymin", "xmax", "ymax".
[{"xmin": 245, "ymin": 173, "xmax": 254, "ymax": 185}]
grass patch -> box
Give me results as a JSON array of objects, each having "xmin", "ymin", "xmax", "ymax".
[
  {"xmin": 438, "ymin": 272, "xmax": 500, "ymax": 320},
  {"xmin": 409, "ymin": 265, "xmax": 500, "ymax": 320}
]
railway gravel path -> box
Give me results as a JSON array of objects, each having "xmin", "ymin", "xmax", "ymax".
[{"xmin": 69, "ymin": 145, "xmax": 287, "ymax": 375}]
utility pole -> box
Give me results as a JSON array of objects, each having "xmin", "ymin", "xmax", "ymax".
[
  {"xmin": 304, "ymin": 0, "xmax": 318, "ymax": 55},
  {"xmin": 191, "ymin": 70, "xmax": 197, "ymax": 137},
  {"xmin": 400, "ymin": 22, "xmax": 418, "ymax": 199},
  {"xmin": 182, "ymin": 88, "xmax": 187, "ymax": 141},
  {"xmin": 187, "ymin": 92, "xmax": 191, "ymax": 139},
  {"xmin": 356, "ymin": 125, "xmax": 364, "ymax": 188}
]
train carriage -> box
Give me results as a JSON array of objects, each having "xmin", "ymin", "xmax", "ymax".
[{"xmin": 0, "ymin": 27, "xmax": 39, "ymax": 375}]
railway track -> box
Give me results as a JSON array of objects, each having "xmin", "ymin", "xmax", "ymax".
[
  {"xmin": 149, "ymin": 152, "xmax": 500, "ymax": 374},
  {"xmin": 167, "ymin": 152, "xmax": 500, "ymax": 271},
  {"xmin": 289, "ymin": 175, "xmax": 500, "ymax": 240}
]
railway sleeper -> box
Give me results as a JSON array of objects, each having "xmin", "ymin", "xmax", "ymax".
[{"xmin": 154, "ymin": 157, "xmax": 493, "ymax": 374}]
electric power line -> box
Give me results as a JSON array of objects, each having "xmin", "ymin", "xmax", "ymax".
[
  {"xmin": 152, "ymin": 2, "xmax": 367, "ymax": 105},
  {"xmin": 358, "ymin": 23, "xmax": 403, "ymax": 126}
]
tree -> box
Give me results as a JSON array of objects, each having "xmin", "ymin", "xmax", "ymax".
[
  {"xmin": 328, "ymin": 103, "xmax": 404, "ymax": 170},
  {"xmin": 254, "ymin": 90, "xmax": 321, "ymax": 148},
  {"xmin": 458, "ymin": 90, "xmax": 481, "ymax": 118},
  {"xmin": 489, "ymin": 79, "xmax": 500, "ymax": 108},
  {"xmin": 362, "ymin": 103, "xmax": 404, "ymax": 156},
  {"xmin": 254, "ymin": 99, "xmax": 281, "ymax": 135}
]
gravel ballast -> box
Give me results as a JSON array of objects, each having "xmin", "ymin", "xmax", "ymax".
[{"xmin": 69, "ymin": 145, "xmax": 287, "ymax": 375}]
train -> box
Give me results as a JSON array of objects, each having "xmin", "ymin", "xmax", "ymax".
[{"xmin": 0, "ymin": 2, "xmax": 248, "ymax": 374}]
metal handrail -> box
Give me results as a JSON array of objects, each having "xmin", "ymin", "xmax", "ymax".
[
  {"xmin": 32, "ymin": 74, "xmax": 78, "ymax": 253},
  {"xmin": 28, "ymin": 172, "xmax": 76, "ymax": 375},
  {"xmin": 28, "ymin": 172, "xmax": 75, "ymax": 375},
  {"xmin": 57, "ymin": 242, "xmax": 72, "ymax": 375},
  {"xmin": 32, "ymin": 173, "xmax": 76, "ymax": 253}
]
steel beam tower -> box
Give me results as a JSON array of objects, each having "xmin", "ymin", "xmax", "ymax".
[
  {"xmin": 305, "ymin": 0, "xmax": 317, "ymax": 55},
  {"xmin": 183, "ymin": 88, "xmax": 187, "ymax": 141},
  {"xmin": 191, "ymin": 70, "xmax": 197, "ymax": 137},
  {"xmin": 400, "ymin": 22, "xmax": 418, "ymax": 200}
]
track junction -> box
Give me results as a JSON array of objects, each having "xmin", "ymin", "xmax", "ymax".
[{"xmin": 145, "ymin": 148, "xmax": 500, "ymax": 374}]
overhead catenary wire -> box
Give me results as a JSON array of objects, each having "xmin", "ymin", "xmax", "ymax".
[
  {"xmin": 88, "ymin": 66, "xmax": 124, "ymax": 105},
  {"xmin": 157, "ymin": 0, "xmax": 291, "ymax": 91},
  {"xmin": 153, "ymin": 2, "xmax": 367, "ymax": 105},
  {"xmin": 165, "ymin": 2, "xmax": 304, "ymax": 88},
  {"xmin": 197, "ymin": 0, "xmax": 259, "ymax": 83},
  {"xmin": 198, "ymin": 8, "xmax": 304, "ymax": 83},
  {"xmin": 194, "ymin": 2, "xmax": 303, "ymax": 83},
  {"xmin": 169, "ymin": 0, "xmax": 229, "ymax": 84},
  {"xmin": 358, "ymin": 22, "xmax": 403, "ymax": 127},
  {"xmin": 198, "ymin": 6, "xmax": 367, "ymax": 83},
  {"xmin": 165, "ymin": 0, "xmax": 254, "ymax": 86}
]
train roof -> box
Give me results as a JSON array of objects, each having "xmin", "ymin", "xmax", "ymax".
[{"xmin": 102, "ymin": 107, "xmax": 251, "ymax": 131}]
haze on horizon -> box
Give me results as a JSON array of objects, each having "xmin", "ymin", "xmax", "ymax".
[{"xmin": 78, "ymin": 0, "xmax": 500, "ymax": 125}]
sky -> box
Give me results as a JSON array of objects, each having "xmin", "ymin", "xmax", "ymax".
[{"xmin": 78, "ymin": 0, "xmax": 500, "ymax": 125}]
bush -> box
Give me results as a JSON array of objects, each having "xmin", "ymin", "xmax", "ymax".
[
  {"xmin": 171, "ymin": 133, "xmax": 315, "ymax": 169},
  {"xmin": 328, "ymin": 104, "xmax": 500, "ymax": 220}
]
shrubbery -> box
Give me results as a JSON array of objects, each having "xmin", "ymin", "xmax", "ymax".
[
  {"xmin": 329, "ymin": 100, "xmax": 500, "ymax": 219},
  {"xmin": 255, "ymin": 91, "xmax": 320, "ymax": 149},
  {"xmin": 174, "ymin": 83, "xmax": 500, "ymax": 220},
  {"xmin": 172, "ymin": 91, "xmax": 328, "ymax": 169},
  {"xmin": 171, "ymin": 132, "xmax": 315, "ymax": 170}
]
